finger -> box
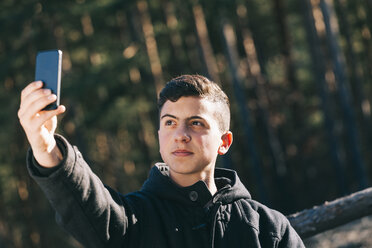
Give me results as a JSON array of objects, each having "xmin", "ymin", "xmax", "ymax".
[
  {"xmin": 20, "ymin": 94, "xmax": 58, "ymax": 122},
  {"xmin": 19, "ymin": 81, "xmax": 45, "ymax": 116},
  {"xmin": 21, "ymin": 81, "xmax": 44, "ymax": 102},
  {"xmin": 32, "ymin": 105, "xmax": 66, "ymax": 127},
  {"xmin": 20, "ymin": 88, "xmax": 52, "ymax": 112},
  {"xmin": 21, "ymin": 105, "xmax": 66, "ymax": 136},
  {"xmin": 31, "ymin": 94, "xmax": 59, "ymax": 116}
]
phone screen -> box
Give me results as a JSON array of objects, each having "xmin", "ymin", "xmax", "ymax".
[{"xmin": 35, "ymin": 50, "xmax": 62, "ymax": 110}]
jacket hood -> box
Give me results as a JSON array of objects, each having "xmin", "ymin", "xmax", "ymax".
[{"xmin": 141, "ymin": 163, "xmax": 251, "ymax": 207}]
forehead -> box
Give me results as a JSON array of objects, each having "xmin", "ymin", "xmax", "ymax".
[{"xmin": 160, "ymin": 96, "xmax": 217, "ymax": 119}]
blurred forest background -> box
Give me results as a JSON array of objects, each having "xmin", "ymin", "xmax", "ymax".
[{"xmin": 0, "ymin": 0, "xmax": 371, "ymax": 247}]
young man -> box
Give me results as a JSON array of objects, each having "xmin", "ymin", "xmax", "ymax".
[{"xmin": 18, "ymin": 75, "xmax": 304, "ymax": 247}]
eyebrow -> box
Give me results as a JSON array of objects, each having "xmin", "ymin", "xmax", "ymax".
[
  {"xmin": 160, "ymin": 114, "xmax": 178, "ymax": 120},
  {"xmin": 160, "ymin": 114, "xmax": 206, "ymax": 121},
  {"xmin": 188, "ymin": 116, "xmax": 205, "ymax": 121}
]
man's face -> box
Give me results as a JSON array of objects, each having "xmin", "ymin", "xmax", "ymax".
[{"xmin": 158, "ymin": 96, "xmax": 229, "ymax": 179}]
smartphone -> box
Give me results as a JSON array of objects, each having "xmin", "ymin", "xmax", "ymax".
[{"xmin": 35, "ymin": 50, "xmax": 62, "ymax": 110}]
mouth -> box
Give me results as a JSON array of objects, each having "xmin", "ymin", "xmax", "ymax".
[{"xmin": 172, "ymin": 149, "xmax": 193, "ymax": 157}]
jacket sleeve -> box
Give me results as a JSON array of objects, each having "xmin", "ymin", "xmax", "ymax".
[
  {"xmin": 278, "ymin": 218, "xmax": 305, "ymax": 248},
  {"xmin": 27, "ymin": 134, "xmax": 137, "ymax": 248},
  {"xmin": 250, "ymin": 200, "xmax": 305, "ymax": 248}
]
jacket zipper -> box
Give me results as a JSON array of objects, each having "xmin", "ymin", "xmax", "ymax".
[{"xmin": 209, "ymin": 201, "xmax": 222, "ymax": 248}]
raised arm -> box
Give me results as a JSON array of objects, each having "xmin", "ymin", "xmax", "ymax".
[
  {"xmin": 19, "ymin": 81, "xmax": 138, "ymax": 247},
  {"xmin": 18, "ymin": 81, "xmax": 66, "ymax": 167}
]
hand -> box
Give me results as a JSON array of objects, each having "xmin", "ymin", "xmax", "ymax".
[{"xmin": 18, "ymin": 81, "xmax": 66, "ymax": 167}]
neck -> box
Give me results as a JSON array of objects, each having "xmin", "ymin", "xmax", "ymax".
[{"xmin": 169, "ymin": 169, "xmax": 217, "ymax": 195}]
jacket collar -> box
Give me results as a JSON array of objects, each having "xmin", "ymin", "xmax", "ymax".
[{"xmin": 141, "ymin": 163, "xmax": 251, "ymax": 207}]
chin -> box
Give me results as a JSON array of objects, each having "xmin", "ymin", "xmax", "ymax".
[
  {"xmin": 169, "ymin": 165, "xmax": 193, "ymax": 174},
  {"xmin": 170, "ymin": 164, "xmax": 206, "ymax": 176}
]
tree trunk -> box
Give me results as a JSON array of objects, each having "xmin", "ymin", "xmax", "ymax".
[
  {"xmin": 301, "ymin": 0, "xmax": 347, "ymax": 195},
  {"xmin": 334, "ymin": 0, "xmax": 372, "ymax": 161},
  {"xmin": 162, "ymin": 1, "xmax": 187, "ymax": 72},
  {"xmin": 320, "ymin": 0, "xmax": 369, "ymax": 189},
  {"xmin": 191, "ymin": 2, "xmax": 220, "ymax": 83},
  {"xmin": 221, "ymin": 20, "xmax": 268, "ymax": 204},
  {"xmin": 288, "ymin": 187, "xmax": 372, "ymax": 238},
  {"xmin": 272, "ymin": 0, "xmax": 302, "ymax": 125},
  {"xmin": 236, "ymin": 3, "xmax": 289, "ymax": 209},
  {"xmin": 137, "ymin": 0, "xmax": 164, "ymax": 94}
]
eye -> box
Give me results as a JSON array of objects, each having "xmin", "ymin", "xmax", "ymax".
[
  {"xmin": 165, "ymin": 119, "xmax": 175, "ymax": 126},
  {"xmin": 191, "ymin": 120, "xmax": 204, "ymax": 126}
]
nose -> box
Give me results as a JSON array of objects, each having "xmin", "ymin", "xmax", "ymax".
[{"xmin": 174, "ymin": 125, "xmax": 191, "ymax": 143}]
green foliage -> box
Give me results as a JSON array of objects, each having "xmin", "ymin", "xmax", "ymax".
[{"xmin": 0, "ymin": 0, "xmax": 371, "ymax": 246}]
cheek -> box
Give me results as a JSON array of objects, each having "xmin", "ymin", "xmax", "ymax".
[
  {"xmin": 158, "ymin": 131, "xmax": 168, "ymax": 152},
  {"xmin": 208, "ymin": 134, "xmax": 223, "ymax": 151},
  {"xmin": 199, "ymin": 134, "xmax": 221, "ymax": 152}
]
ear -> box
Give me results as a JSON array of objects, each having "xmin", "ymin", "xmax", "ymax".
[{"xmin": 218, "ymin": 131, "xmax": 233, "ymax": 155}]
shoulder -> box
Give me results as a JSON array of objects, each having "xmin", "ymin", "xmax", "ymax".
[{"xmin": 234, "ymin": 198, "xmax": 304, "ymax": 246}]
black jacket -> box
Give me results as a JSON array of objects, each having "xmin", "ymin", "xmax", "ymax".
[{"xmin": 27, "ymin": 135, "xmax": 304, "ymax": 248}]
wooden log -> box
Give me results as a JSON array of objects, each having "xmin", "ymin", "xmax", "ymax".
[{"xmin": 287, "ymin": 187, "xmax": 372, "ymax": 239}]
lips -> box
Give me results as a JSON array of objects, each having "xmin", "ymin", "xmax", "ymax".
[{"xmin": 172, "ymin": 149, "xmax": 193, "ymax": 157}]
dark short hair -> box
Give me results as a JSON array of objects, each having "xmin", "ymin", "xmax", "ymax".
[{"xmin": 157, "ymin": 75, "xmax": 230, "ymax": 131}]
